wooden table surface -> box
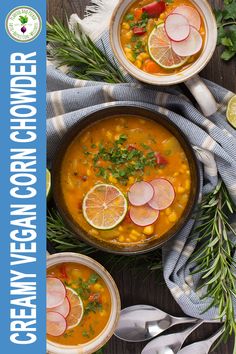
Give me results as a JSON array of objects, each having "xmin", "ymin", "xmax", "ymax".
[{"xmin": 47, "ymin": 1, "xmax": 236, "ymax": 353}]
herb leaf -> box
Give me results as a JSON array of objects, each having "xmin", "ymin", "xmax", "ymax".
[
  {"xmin": 190, "ymin": 181, "xmax": 236, "ymax": 349},
  {"xmin": 215, "ymin": 0, "xmax": 236, "ymax": 61},
  {"xmin": 47, "ymin": 19, "xmax": 126, "ymax": 83}
]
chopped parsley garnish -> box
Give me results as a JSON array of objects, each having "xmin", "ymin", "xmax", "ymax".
[
  {"xmin": 89, "ymin": 135, "xmax": 158, "ymax": 184},
  {"xmin": 85, "ymin": 301, "xmax": 102, "ymax": 315},
  {"xmin": 88, "ymin": 273, "xmax": 100, "ymax": 284},
  {"xmin": 125, "ymin": 13, "xmax": 134, "ymax": 21}
]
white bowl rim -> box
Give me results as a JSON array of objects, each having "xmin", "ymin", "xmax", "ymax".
[
  {"xmin": 46, "ymin": 252, "xmax": 120, "ymax": 354},
  {"xmin": 110, "ymin": 0, "xmax": 217, "ymax": 85}
]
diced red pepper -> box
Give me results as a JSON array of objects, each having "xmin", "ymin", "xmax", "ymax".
[
  {"xmin": 59, "ymin": 264, "xmax": 68, "ymax": 280},
  {"xmin": 88, "ymin": 293, "xmax": 101, "ymax": 303},
  {"xmin": 155, "ymin": 152, "xmax": 168, "ymax": 165},
  {"xmin": 133, "ymin": 27, "xmax": 146, "ymax": 35},
  {"xmin": 142, "ymin": 1, "xmax": 166, "ymax": 18},
  {"xmin": 128, "ymin": 144, "xmax": 137, "ymax": 151}
]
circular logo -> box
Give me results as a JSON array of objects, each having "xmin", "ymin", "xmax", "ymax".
[{"xmin": 5, "ymin": 6, "xmax": 42, "ymax": 43}]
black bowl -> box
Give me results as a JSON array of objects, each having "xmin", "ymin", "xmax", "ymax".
[{"xmin": 52, "ymin": 105, "xmax": 200, "ymax": 255}]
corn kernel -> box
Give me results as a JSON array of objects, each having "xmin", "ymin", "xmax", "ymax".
[
  {"xmin": 118, "ymin": 236, "xmax": 125, "ymax": 242},
  {"xmin": 159, "ymin": 13, "xmax": 165, "ymax": 20},
  {"xmin": 128, "ymin": 176, "xmax": 135, "ymax": 185},
  {"xmin": 109, "ymin": 175, "xmax": 117, "ymax": 184},
  {"xmin": 178, "ymin": 186, "xmax": 185, "ymax": 194},
  {"xmin": 131, "ymin": 229, "xmax": 141, "ymax": 237},
  {"xmin": 122, "ymin": 22, "xmax": 130, "ymax": 30},
  {"xmin": 71, "ymin": 269, "xmax": 81, "ymax": 280},
  {"xmin": 87, "ymin": 169, "xmax": 91, "ymax": 176},
  {"xmin": 135, "ymin": 60, "xmax": 142, "ymax": 69},
  {"xmin": 124, "ymin": 47, "xmax": 132, "ymax": 54},
  {"xmin": 165, "ymin": 208, "xmax": 171, "ymax": 216},
  {"xmin": 106, "ymin": 130, "xmax": 112, "ymax": 140},
  {"xmin": 100, "ymin": 310, "xmax": 107, "ymax": 317},
  {"xmin": 185, "ymin": 180, "xmax": 191, "ymax": 190},
  {"xmin": 186, "ymin": 170, "xmax": 190, "ymax": 176},
  {"xmin": 118, "ymin": 226, "xmax": 124, "ymax": 232},
  {"xmin": 115, "ymin": 125, "xmax": 122, "ymax": 132},
  {"xmin": 173, "ymin": 172, "xmax": 179, "ymax": 177},
  {"xmin": 143, "ymin": 225, "xmax": 154, "ymax": 236},
  {"xmin": 130, "ymin": 234, "xmax": 138, "ymax": 241},
  {"xmin": 140, "ymin": 53, "xmax": 150, "ymax": 60},
  {"xmin": 94, "ymin": 283, "xmax": 103, "ymax": 291},
  {"xmin": 168, "ymin": 212, "xmax": 177, "ymax": 223},
  {"xmin": 125, "ymin": 31, "xmax": 133, "ymax": 40}
]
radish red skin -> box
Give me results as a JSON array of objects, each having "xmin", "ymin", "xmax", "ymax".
[
  {"xmin": 165, "ymin": 13, "xmax": 190, "ymax": 42},
  {"xmin": 172, "ymin": 5, "xmax": 201, "ymax": 31},
  {"xmin": 128, "ymin": 181, "xmax": 154, "ymax": 206},
  {"xmin": 171, "ymin": 26, "xmax": 203, "ymax": 57},
  {"xmin": 148, "ymin": 178, "xmax": 175, "ymax": 210},
  {"xmin": 47, "ymin": 311, "xmax": 67, "ymax": 337},
  {"xmin": 47, "ymin": 277, "xmax": 66, "ymax": 309},
  {"xmin": 48, "ymin": 296, "xmax": 70, "ymax": 318},
  {"xmin": 129, "ymin": 204, "xmax": 159, "ymax": 227},
  {"xmin": 142, "ymin": 1, "xmax": 166, "ymax": 18}
]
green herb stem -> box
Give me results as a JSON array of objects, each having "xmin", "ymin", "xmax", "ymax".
[
  {"xmin": 218, "ymin": 21, "xmax": 236, "ymax": 27},
  {"xmin": 190, "ymin": 181, "xmax": 236, "ymax": 350},
  {"xmin": 47, "ymin": 19, "xmax": 126, "ymax": 84}
]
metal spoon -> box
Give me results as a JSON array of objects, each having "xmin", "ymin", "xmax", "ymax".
[
  {"xmin": 114, "ymin": 305, "xmax": 199, "ymax": 342},
  {"xmin": 141, "ymin": 320, "xmax": 203, "ymax": 354},
  {"xmin": 177, "ymin": 327, "xmax": 224, "ymax": 354}
]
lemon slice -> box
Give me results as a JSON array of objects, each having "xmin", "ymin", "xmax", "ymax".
[
  {"xmin": 148, "ymin": 23, "xmax": 189, "ymax": 69},
  {"xmin": 82, "ymin": 184, "xmax": 127, "ymax": 230},
  {"xmin": 46, "ymin": 169, "xmax": 51, "ymax": 198},
  {"xmin": 227, "ymin": 95, "xmax": 236, "ymax": 128},
  {"xmin": 66, "ymin": 287, "xmax": 84, "ymax": 329}
]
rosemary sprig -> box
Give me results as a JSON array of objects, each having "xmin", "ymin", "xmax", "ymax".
[
  {"xmin": 47, "ymin": 209, "xmax": 162, "ymax": 275},
  {"xmin": 47, "ymin": 209, "xmax": 95, "ymax": 254},
  {"xmin": 47, "ymin": 19, "xmax": 126, "ymax": 84},
  {"xmin": 191, "ymin": 181, "xmax": 236, "ymax": 350}
]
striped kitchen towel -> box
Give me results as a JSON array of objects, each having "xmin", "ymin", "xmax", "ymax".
[{"xmin": 47, "ymin": 0, "xmax": 236, "ymax": 321}]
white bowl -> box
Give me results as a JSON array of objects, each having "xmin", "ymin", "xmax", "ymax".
[
  {"xmin": 47, "ymin": 253, "xmax": 120, "ymax": 354},
  {"xmin": 110, "ymin": 0, "xmax": 217, "ymax": 86}
]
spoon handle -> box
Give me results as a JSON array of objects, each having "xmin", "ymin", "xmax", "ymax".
[
  {"xmin": 181, "ymin": 320, "xmax": 204, "ymax": 338},
  {"xmin": 207, "ymin": 327, "xmax": 224, "ymax": 347},
  {"xmin": 172, "ymin": 316, "xmax": 199, "ymax": 326}
]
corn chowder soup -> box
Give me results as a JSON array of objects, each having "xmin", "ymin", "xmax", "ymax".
[
  {"xmin": 60, "ymin": 116, "xmax": 191, "ymax": 246},
  {"xmin": 47, "ymin": 262, "xmax": 111, "ymax": 345},
  {"xmin": 120, "ymin": 0, "xmax": 206, "ymax": 75}
]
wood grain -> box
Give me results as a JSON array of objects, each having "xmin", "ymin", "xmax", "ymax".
[{"xmin": 47, "ymin": 1, "xmax": 235, "ymax": 353}]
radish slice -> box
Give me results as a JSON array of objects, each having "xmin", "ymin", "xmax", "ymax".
[
  {"xmin": 129, "ymin": 205, "xmax": 159, "ymax": 227},
  {"xmin": 165, "ymin": 13, "xmax": 190, "ymax": 42},
  {"xmin": 172, "ymin": 5, "xmax": 201, "ymax": 31},
  {"xmin": 148, "ymin": 179, "xmax": 175, "ymax": 210},
  {"xmin": 47, "ymin": 311, "xmax": 67, "ymax": 336},
  {"xmin": 128, "ymin": 181, "xmax": 154, "ymax": 206},
  {"xmin": 49, "ymin": 297, "xmax": 70, "ymax": 318},
  {"xmin": 171, "ymin": 26, "xmax": 203, "ymax": 57},
  {"xmin": 47, "ymin": 277, "xmax": 66, "ymax": 309}
]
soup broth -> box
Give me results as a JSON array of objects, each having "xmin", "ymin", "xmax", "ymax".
[
  {"xmin": 120, "ymin": 0, "xmax": 206, "ymax": 75},
  {"xmin": 60, "ymin": 116, "xmax": 191, "ymax": 246},
  {"xmin": 47, "ymin": 262, "xmax": 111, "ymax": 346}
]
